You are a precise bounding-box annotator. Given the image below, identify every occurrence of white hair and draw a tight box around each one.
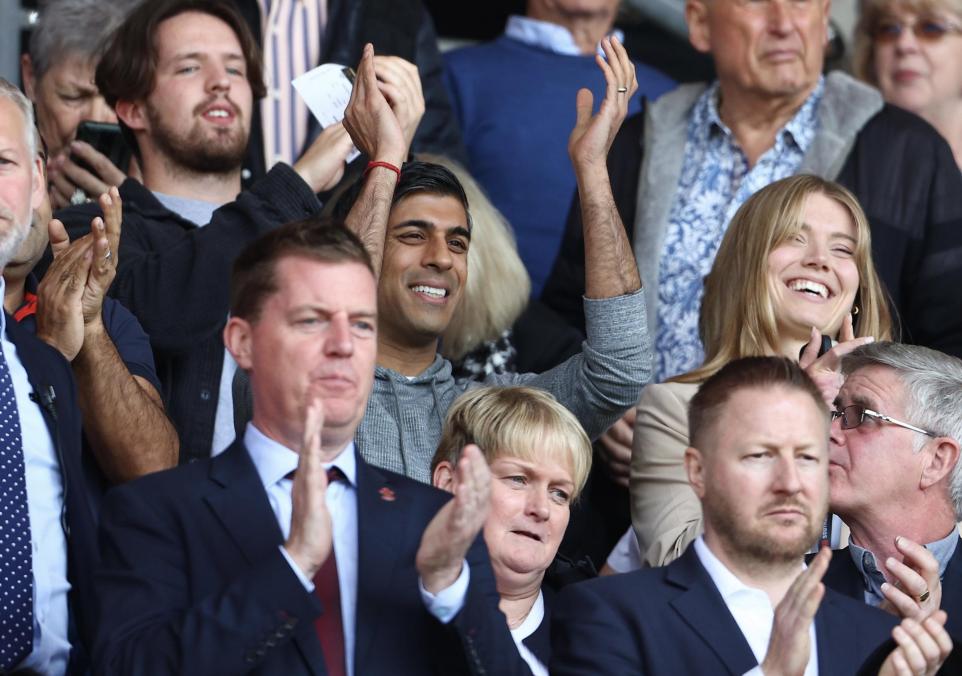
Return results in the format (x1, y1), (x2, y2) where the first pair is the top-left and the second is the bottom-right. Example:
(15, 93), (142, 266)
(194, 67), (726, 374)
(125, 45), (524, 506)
(843, 342), (962, 519)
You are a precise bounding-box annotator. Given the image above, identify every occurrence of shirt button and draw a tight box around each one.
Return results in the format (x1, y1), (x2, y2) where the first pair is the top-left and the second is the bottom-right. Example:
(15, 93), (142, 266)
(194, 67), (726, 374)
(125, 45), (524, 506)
(200, 389), (212, 401)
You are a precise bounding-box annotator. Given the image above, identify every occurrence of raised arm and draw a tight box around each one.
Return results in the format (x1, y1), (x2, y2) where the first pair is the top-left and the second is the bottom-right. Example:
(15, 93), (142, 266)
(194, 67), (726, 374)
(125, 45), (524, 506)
(342, 44), (424, 275)
(569, 36), (641, 300)
(38, 189), (177, 482)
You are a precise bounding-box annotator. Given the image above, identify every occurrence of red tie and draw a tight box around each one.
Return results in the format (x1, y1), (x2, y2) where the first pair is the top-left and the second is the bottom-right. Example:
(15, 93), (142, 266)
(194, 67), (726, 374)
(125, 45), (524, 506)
(314, 466), (346, 676)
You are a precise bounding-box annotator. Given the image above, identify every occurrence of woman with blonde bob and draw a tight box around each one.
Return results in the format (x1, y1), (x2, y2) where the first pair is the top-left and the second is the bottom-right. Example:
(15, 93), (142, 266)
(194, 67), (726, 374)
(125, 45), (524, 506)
(626, 175), (894, 569)
(853, 0), (962, 170)
(429, 385), (592, 676)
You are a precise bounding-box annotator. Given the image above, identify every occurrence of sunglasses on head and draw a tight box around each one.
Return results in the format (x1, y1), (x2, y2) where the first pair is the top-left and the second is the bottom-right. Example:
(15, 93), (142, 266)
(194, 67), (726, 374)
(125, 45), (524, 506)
(872, 16), (962, 43)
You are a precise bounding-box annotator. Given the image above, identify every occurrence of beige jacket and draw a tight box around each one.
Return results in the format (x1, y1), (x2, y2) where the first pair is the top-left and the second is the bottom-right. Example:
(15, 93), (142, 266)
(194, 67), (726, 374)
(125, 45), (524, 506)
(630, 381), (700, 567)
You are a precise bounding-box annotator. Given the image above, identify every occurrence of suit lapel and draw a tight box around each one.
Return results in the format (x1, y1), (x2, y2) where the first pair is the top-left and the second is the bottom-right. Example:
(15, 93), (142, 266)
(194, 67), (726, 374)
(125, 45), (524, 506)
(204, 441), (323, 676)
(814, 593), (863, 676)
(822, 548), (865, 601)
(667, 547), (759, 675)
(353, 455), (404, 672)
(941, 538), (962, 639)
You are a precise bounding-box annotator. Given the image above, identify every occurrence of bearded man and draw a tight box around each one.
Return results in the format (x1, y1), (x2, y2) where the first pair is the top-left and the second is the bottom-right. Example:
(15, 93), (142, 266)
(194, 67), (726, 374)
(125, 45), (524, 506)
(551, 357), (953, 676)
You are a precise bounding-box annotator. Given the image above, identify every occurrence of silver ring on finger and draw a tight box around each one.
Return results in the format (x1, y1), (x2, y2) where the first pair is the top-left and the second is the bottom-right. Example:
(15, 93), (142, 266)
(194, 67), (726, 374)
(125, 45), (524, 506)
(617, 86), (628, 94)
(70, 188), (87, 206)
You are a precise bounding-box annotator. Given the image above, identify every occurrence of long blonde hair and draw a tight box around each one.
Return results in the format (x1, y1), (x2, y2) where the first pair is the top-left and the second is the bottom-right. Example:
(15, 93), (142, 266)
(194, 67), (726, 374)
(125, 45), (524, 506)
(674, 175), (894, 384)
(418, 153), (531, 360)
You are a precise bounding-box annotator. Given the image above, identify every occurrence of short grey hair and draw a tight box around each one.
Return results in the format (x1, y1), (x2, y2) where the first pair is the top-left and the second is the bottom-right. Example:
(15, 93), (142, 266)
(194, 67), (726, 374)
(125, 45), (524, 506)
(0, 79), (37, 161)
(29, 0), (139, 81)
(842, 342), (962, 519)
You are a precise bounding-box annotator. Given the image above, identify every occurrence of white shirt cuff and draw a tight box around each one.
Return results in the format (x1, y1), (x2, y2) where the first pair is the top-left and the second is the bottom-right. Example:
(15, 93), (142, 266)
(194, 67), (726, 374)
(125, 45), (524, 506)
(279, 545), (316, 592)
(743, 667), (765, 676)
(418, 561), (470, 624)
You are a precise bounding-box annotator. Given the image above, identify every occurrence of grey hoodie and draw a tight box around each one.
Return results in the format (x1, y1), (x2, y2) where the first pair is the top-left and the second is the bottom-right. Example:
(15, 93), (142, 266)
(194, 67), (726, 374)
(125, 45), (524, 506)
(356, 290), (652, 482)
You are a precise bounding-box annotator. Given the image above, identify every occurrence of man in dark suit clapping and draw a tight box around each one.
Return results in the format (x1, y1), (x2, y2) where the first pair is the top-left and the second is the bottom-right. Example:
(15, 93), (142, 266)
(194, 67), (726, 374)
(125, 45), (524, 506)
(551, 356), (953, 675)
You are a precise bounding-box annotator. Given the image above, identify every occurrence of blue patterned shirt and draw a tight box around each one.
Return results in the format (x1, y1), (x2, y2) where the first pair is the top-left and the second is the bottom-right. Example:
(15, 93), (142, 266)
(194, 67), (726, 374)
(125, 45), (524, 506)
(654, 78), (824, 381)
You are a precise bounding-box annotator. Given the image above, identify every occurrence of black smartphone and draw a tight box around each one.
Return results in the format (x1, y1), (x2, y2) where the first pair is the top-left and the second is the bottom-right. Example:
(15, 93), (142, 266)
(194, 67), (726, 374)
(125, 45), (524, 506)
(72, 121), (131, 175)
(798, 334), (833, 361)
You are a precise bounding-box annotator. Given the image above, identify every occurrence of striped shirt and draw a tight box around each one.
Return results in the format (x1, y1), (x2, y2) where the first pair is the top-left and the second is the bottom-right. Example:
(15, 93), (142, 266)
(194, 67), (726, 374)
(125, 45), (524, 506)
(257, 0), (328, 168)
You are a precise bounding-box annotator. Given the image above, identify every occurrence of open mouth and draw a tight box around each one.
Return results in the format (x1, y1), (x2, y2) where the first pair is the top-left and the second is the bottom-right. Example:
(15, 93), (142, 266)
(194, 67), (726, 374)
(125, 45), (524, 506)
(511, 530), (542, 542)
(786, 278), (831, 300)
(201, 105), (236, 124)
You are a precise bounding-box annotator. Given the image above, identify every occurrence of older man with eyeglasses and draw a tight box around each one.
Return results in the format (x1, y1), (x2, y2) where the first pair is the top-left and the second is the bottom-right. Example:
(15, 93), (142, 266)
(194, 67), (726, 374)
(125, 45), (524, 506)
(827, 341), (962, 644)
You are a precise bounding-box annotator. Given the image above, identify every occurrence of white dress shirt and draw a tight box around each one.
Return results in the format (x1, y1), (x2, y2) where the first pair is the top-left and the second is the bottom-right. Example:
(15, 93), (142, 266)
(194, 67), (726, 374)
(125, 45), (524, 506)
(509, 590), (548, 676)
(243, 423), (469, 676)
(1, 282), (70, 675)
(694, 537), (818, 676)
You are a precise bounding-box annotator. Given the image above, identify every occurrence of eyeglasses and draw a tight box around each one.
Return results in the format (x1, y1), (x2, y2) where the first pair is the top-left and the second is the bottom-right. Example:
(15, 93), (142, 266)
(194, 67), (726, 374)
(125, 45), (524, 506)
(831, 404), (936, 437)
(871, 17), (962, 43)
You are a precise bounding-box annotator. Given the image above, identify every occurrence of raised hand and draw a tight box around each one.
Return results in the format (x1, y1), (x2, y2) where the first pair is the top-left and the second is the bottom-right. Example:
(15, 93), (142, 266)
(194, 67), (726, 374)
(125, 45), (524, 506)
(373, 55), (425, 155)
(47, 143), (130, 210)
(799, 317), (874, 407)
(880, 536), (942, 621)
(878, 611), (952, 676)
(36, 232), (93, 360)
(293, 121), (355, 193)
(343, 43), (408, 168)
(284, 389), (334, 578)
(416, 444), (491, 593)
(760, 547), (830, 676)
(568, 35), (638, 173)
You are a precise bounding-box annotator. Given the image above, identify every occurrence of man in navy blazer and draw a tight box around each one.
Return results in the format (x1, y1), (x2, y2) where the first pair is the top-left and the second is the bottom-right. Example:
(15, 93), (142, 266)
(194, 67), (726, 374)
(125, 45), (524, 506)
(825, 343), (962, 640)
(93, 216), (505, 675)
(0, 78), (98, 675)
(551, 357), (953, 675)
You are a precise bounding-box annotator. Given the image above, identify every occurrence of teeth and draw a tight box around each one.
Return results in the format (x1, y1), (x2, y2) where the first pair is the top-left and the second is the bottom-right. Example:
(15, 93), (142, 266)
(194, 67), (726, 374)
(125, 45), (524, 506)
(412, 285), (446, 298)
(207, 109), (229, 118)
(788, 279), (828, 298)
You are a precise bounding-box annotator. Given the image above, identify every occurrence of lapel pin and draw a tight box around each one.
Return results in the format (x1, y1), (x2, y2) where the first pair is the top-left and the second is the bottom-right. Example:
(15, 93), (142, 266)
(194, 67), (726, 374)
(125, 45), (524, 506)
(379, 486), (396, 502)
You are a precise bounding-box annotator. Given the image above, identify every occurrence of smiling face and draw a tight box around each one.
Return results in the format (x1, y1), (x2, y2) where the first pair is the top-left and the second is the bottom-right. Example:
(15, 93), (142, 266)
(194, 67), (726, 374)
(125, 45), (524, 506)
(229, 257), (378, 454)
(767, 191), (860, 341)
(689, 385), (829, 564)
(122, 11), (252, 175)
(872, 4), (962, 117)
(377, 192), (470, 349)
(687, 0), (830, 103)
(483, 453), (574, 588)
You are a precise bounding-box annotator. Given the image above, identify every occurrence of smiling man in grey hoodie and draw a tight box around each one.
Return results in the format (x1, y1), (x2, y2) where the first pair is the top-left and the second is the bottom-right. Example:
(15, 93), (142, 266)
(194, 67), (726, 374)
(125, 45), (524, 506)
(340, 36), (651, 482)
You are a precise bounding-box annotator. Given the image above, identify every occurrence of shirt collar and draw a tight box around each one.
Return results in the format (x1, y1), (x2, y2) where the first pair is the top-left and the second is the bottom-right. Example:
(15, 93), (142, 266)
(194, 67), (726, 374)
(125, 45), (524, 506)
(693, 536), (802, 602)
(692, 76), (824, 153)
(850, 530), (960, 590)
(505, 15), (624, 57)
(244, 422), (357, 489)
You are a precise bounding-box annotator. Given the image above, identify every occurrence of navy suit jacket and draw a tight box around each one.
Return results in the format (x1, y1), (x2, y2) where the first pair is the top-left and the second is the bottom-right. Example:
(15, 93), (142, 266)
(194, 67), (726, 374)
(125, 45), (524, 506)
(4, 314), (96, 671)
(93, 439), (511, 675)
(550, 545), (899, 675)
(823, 540), (962, 642)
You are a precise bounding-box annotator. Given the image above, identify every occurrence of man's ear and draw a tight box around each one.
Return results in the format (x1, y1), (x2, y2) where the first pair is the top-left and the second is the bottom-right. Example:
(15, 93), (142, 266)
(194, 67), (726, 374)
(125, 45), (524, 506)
(114, 99), (148, 133)
(686, 0), (712, 54)
(30, 154), (45, 213)
(224, 316), (254, 370)
(432, 460), (456, 493)
(685, 446), (707, 498)
(21, 54), (37, 101)
(920, 437), (961, 491)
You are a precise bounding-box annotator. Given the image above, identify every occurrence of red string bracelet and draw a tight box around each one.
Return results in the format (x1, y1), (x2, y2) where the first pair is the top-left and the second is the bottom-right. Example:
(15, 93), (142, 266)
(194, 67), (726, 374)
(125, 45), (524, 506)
(363, 160), (401, 180)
